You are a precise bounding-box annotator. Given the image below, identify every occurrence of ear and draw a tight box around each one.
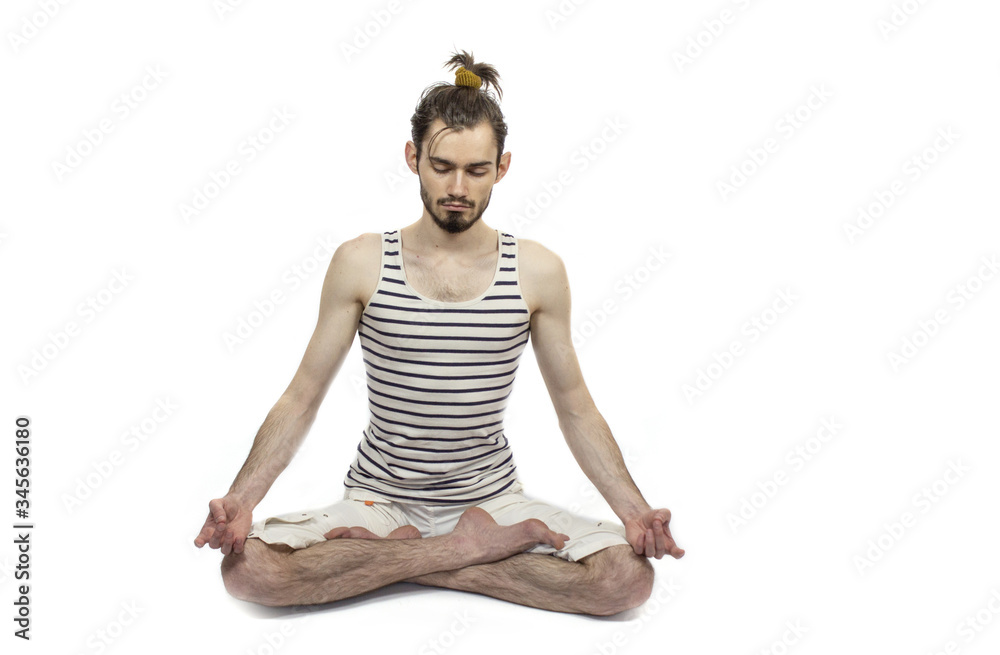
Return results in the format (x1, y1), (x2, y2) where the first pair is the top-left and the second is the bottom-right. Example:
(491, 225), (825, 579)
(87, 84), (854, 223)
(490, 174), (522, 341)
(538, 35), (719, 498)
(405, 141), (419, 174)
(494, 151), (511, 184)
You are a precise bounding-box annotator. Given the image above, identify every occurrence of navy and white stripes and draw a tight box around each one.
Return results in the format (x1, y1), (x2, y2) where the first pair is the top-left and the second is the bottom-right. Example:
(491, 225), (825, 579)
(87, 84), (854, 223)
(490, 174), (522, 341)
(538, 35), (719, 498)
(343, 229), (530, 505)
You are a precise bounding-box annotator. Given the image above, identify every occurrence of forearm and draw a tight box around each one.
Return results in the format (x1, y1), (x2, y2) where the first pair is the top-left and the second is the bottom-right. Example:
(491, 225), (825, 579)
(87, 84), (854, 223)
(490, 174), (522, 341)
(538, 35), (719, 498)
(559, 410), (651, 522)
(227, 395), (317, 508)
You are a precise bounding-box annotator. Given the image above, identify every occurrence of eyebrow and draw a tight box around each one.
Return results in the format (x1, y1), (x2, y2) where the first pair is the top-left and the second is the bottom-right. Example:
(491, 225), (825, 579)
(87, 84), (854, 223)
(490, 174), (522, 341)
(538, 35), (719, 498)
(429, 156), (493, 169)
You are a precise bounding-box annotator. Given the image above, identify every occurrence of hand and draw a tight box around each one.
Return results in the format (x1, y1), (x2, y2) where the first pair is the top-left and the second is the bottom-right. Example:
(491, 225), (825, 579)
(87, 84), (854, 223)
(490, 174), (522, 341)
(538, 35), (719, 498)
(194, 494), (253, 556)
(624, 508), (684, 559)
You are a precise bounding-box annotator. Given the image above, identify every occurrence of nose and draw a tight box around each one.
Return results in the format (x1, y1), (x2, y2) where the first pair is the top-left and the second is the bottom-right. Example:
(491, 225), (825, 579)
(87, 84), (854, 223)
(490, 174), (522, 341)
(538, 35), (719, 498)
(446, 170), (470, 199)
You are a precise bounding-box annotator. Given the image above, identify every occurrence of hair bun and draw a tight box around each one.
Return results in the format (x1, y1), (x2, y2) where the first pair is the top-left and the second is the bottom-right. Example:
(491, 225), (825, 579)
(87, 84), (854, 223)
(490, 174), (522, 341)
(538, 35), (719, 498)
(454, 66), (482, 89)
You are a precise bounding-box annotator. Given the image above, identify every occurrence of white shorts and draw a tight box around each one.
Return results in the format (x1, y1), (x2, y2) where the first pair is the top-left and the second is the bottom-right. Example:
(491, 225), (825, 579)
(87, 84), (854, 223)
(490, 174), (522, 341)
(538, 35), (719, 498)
(247, 486), (630, 563)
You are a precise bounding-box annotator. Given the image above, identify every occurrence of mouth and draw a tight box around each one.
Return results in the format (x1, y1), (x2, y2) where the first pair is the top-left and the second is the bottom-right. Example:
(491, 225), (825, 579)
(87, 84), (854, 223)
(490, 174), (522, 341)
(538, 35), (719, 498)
(441, 203), (471, 210)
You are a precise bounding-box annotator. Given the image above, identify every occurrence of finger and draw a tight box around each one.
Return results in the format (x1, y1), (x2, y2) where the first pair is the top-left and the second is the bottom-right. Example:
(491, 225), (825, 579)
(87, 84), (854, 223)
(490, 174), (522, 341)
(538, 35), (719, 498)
(194, 516), (212, 547)
(653, 517), (667, 559)
(194, 521), (215, 547)
(633, 531), (645, 556)
(644, 528), (655, 558)
(233, 536), (245, 554)
(661, 520), (684, 557)
(222, 528), (235, 555)
(209, 520), (227, 549)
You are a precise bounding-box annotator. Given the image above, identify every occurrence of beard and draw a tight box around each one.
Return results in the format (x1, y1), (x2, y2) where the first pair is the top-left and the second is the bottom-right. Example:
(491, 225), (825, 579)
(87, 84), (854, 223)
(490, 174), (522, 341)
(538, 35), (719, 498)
(419, 176), (492, 234)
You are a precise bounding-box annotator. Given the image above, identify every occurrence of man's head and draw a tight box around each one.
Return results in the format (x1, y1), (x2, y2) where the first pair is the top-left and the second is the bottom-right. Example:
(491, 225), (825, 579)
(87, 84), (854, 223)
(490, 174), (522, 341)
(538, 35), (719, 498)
(406, 50), (511, 234)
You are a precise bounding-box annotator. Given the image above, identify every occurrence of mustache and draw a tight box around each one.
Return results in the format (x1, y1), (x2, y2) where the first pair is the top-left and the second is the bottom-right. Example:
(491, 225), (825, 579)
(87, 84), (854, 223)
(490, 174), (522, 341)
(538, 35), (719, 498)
(439, 198), (472, 208)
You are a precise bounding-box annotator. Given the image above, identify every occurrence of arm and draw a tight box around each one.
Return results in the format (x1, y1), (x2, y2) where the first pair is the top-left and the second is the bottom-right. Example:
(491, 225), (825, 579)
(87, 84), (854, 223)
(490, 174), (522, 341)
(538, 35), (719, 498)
(524, 241), (684, 559)
(194, 233), (379, 554)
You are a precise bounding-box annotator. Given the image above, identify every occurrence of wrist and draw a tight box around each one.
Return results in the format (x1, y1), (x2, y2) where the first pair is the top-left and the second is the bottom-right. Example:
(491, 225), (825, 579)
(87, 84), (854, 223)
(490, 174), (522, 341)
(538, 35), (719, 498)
(615, 500), (652, 524)
(227, 487), (258, 509)
(621, 509), (651, 525)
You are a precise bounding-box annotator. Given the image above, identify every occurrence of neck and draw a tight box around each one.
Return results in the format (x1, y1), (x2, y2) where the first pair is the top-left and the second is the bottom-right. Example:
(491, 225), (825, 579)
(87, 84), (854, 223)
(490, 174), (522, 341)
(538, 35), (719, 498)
(406, 215), (495, 255)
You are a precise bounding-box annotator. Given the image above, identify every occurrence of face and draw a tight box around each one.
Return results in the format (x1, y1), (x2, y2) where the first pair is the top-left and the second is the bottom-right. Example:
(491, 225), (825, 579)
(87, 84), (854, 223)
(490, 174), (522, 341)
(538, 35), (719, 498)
(407, 118), (511, 234)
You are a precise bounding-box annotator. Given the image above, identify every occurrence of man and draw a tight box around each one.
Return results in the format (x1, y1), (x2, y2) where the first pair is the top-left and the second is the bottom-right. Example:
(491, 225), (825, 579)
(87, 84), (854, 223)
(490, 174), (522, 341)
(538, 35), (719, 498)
(194, 51), (684, 616)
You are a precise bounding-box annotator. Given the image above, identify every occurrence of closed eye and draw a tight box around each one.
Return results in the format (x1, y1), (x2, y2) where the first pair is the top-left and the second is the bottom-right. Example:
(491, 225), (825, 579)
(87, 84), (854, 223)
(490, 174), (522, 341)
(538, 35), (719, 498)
(431, 164), (489, 177)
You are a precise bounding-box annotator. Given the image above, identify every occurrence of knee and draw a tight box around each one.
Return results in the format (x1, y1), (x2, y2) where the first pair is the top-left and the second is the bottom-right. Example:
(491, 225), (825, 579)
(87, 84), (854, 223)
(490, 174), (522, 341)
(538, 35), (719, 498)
(589, 546), (654, 616)
(220, 540), (281, 605)
(624, 555), (655, 609)
(220, 549), (253, 601)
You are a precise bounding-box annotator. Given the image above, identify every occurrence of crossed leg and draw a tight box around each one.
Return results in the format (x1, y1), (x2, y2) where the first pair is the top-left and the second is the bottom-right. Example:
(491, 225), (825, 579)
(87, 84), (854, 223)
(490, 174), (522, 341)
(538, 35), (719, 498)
(222, 507), (653, 615)
(404, 543), (653, 615)
(327, 523), (654, 614)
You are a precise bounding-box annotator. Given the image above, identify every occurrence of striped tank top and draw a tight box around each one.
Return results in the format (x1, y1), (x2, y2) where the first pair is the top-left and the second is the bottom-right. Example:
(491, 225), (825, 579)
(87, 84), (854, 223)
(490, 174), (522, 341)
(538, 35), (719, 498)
(343, 228), (530, 505)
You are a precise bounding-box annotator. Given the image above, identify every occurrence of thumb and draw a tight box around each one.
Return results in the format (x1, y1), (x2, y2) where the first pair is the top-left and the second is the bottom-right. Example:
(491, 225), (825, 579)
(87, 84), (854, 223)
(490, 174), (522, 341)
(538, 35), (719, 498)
(209, 498), (227, 524)
(633, 530), (645, 555)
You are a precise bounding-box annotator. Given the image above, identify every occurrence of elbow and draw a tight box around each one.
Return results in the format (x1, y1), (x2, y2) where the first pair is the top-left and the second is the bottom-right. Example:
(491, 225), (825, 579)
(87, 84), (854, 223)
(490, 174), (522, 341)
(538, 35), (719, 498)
(276, 394), (317, 421)
(557, 403), (603, 434)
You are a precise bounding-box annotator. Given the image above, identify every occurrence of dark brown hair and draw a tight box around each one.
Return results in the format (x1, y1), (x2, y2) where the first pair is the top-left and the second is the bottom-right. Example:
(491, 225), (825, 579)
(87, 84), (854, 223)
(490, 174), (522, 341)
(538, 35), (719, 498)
(410, 50), (508, 167)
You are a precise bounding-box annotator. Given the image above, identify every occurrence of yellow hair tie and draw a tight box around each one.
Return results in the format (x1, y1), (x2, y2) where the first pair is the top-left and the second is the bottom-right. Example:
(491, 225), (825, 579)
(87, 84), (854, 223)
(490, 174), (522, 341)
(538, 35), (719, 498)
(455, 66), (482, 89)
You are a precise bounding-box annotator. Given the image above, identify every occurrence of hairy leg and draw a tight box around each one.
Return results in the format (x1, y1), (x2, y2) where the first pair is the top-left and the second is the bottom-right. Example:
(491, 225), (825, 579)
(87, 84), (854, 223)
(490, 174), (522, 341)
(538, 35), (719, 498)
(220, 507), (568, 607)
(322, 515), (654, 615)
(404, 544), (654, 616)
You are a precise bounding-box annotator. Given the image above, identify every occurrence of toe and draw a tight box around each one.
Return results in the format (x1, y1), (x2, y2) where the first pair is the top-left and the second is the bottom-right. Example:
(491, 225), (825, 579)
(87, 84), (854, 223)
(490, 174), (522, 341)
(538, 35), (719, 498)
(388, 525), (421, 539)
(348, 526), (381, 539)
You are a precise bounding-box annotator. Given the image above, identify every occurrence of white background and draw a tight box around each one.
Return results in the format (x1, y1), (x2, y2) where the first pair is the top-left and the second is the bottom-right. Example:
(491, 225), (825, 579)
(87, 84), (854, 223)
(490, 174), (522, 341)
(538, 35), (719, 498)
(2, 0), (999, 653)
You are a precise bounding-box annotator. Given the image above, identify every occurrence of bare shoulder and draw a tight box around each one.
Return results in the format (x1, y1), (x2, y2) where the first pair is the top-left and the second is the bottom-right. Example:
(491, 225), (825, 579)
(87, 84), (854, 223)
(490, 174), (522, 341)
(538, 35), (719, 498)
(517, 237), (569, 316)
(324, 232), (383, 309)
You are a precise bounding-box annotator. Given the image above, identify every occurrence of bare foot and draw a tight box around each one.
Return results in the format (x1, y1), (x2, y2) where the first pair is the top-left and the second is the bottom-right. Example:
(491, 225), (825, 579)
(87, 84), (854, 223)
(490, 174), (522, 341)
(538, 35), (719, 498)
(324, 525), (422, 540)
(450, 507), (571, 565)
